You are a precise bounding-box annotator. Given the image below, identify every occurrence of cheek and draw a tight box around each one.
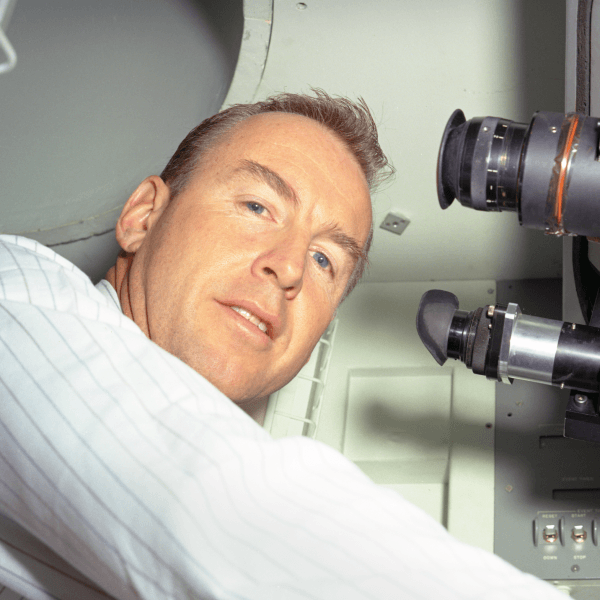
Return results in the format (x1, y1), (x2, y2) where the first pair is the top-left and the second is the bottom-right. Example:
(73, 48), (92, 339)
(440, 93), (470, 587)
(293, 291), (337, 347)
(174, 219), (246, 274)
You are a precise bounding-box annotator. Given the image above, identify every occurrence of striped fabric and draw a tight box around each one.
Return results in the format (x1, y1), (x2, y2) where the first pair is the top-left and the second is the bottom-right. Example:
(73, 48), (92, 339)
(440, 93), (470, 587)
(0, 235), (566, 600)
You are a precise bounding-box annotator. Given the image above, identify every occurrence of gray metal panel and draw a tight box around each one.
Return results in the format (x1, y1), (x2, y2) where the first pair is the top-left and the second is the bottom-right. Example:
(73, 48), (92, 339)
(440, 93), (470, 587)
(494, 279), (600, 589)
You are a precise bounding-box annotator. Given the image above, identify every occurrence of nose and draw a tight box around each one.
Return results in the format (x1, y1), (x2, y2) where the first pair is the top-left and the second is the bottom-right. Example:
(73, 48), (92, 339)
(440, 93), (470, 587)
(253, 233), (308, 299)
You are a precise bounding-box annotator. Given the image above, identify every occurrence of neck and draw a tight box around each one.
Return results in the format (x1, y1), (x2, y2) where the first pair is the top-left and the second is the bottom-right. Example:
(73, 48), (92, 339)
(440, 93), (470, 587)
(105, 252), (136, 323)
(242, 396), (269, 426)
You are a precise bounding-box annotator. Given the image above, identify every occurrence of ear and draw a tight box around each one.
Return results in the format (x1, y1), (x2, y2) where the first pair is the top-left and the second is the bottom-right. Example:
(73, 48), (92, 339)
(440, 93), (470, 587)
(115, 176), (171, 253)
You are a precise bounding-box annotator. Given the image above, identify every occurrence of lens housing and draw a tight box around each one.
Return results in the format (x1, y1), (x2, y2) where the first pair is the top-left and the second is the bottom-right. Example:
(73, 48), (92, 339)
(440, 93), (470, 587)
(417, 289), (600, 393)
(416, 289), (494, 375)
(437, 110), (528, 213)
(436, 109), (600, 237)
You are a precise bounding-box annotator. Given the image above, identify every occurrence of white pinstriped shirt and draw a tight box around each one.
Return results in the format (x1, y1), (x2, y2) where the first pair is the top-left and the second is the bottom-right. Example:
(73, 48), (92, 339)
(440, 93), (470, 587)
(0, 235), (566, 600)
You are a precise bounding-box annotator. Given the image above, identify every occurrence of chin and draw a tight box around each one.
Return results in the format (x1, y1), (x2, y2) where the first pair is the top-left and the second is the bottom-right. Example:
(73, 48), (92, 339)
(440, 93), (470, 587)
(195, 361), (271, 403)
(170, 339), (299, 404)
(216, 377), (272, 405)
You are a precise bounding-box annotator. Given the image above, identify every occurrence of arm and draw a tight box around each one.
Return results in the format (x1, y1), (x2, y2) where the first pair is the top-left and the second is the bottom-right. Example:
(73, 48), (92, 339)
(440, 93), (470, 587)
(0, 235), (567, 600)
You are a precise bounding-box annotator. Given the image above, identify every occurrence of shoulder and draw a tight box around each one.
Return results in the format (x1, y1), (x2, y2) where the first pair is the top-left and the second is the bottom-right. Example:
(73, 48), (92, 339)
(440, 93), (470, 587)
(0, 234), (81, 276)
(0, 235), (124, 323)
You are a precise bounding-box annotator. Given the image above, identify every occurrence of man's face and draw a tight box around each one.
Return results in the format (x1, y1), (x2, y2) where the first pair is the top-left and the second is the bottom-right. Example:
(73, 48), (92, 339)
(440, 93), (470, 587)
(127, 113), (372, 407)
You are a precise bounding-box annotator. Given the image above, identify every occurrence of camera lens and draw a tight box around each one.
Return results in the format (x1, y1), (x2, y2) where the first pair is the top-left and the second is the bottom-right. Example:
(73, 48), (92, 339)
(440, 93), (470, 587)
(447, 309), (475, 362)
(437, 109), (527, 213)
(436, 109), (600, 237)
(417, 290), (495, 376)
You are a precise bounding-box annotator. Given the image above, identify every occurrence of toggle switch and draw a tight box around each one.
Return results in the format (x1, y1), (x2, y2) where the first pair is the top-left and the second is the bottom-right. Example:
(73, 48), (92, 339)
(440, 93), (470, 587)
(572, 525), (587, 543)
(543, 524), (558, 543)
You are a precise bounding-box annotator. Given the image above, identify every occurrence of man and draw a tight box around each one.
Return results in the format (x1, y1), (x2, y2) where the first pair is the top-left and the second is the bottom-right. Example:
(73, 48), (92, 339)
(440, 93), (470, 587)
(0, 91), (566, 600)
(103, 91), (384, 423)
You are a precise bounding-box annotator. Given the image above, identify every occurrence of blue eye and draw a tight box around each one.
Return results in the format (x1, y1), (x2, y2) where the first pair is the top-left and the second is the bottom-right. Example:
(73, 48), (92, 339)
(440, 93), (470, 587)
(312, 251), (331, 270)
(246, 201), (265, 214)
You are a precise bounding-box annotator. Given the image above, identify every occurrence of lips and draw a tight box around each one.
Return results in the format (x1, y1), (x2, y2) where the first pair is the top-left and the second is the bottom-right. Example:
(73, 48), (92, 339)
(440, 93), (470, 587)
(222, 300), (280, 340)
(231, 306), (268, 334)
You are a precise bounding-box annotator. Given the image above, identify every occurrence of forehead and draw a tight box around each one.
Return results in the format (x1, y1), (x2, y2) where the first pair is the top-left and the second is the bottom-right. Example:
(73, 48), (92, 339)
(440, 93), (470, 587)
(208, 112), (360, 175)
(199, 112), (372, 238)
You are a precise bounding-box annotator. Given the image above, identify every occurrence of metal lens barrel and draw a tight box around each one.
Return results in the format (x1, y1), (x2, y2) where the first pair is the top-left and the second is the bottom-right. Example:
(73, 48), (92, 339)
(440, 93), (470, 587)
(418, 289), (600, 393)
(437, 109), (600, 237)
(437, 109), (528, 212)
(446, 309), (470, 361)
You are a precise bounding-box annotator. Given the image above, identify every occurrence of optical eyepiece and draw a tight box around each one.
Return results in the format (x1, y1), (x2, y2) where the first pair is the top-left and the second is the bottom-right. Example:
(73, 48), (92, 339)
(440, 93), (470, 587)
(437, 109), (528, 213)
(436, 109), (600, 237)
(415, 290), (459, 365)
(417, 289), (600, 393)
(416, 289), (497, 378)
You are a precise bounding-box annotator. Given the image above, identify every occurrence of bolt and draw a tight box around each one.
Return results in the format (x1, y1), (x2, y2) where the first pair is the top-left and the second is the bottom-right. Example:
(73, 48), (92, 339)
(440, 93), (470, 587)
(575, 394), (588, 405)
(550, 126), (558, 133)
(572, 323), (576, 330)
(487, 305), (495, 318)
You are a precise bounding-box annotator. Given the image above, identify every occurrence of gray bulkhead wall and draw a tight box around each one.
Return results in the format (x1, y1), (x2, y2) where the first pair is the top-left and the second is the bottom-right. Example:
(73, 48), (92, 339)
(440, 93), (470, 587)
(1, 0), (566, 286)
(0, 0), (243, 282)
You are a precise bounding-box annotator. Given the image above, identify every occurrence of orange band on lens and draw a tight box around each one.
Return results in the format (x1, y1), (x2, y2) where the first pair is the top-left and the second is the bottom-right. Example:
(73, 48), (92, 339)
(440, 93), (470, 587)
(555, 114), (580, 228)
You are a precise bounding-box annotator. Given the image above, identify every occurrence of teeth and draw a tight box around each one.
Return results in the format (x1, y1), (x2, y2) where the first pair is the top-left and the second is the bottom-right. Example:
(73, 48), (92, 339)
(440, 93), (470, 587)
(231, 306), (268, 334)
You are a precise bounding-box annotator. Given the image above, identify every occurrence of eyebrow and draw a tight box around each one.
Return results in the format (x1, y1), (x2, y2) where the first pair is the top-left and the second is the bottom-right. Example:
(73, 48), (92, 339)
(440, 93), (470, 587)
(326, 226), (367, 268)
(235, 159), (299, 206)
(235, 159), (367, 269)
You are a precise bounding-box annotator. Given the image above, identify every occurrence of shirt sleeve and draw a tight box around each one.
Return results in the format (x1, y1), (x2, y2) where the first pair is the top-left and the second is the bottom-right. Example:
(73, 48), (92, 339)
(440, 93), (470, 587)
(0, 235), (568, 600)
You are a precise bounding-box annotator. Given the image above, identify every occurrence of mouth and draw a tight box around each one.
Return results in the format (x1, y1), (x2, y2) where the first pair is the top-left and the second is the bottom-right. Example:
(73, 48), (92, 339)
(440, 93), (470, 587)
(230, 305), (271, 338)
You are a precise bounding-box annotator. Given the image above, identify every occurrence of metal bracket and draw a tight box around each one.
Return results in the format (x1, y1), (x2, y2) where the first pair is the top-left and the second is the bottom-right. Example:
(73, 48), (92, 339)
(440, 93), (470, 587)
(380, 212), (409, 236)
